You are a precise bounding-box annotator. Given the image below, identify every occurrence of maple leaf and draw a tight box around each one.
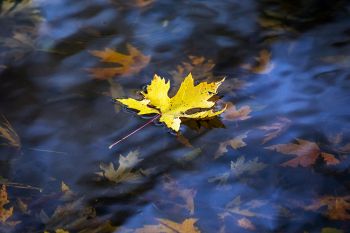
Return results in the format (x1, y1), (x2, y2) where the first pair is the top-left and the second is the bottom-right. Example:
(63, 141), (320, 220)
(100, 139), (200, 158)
(135, 218), (200, 233)
(222, 102), (251, 121)
(88, 44), (150, 79)
(237, 217), (256, 231)
(163, 176), (197, 215)
(170, 56), (219, 89)
(230, 156), (267, 176)
(0, 185), (13, 224)
(96, 150), (144, 184)
(0, 116), (21, 149)
(265, 139), (339, 167)
(241, 49), (274, 74)
(116, 73), (226, 132)
(258, 117), (291, 144)
(305, 196), (350, 220)
(215, 132), (249, 158)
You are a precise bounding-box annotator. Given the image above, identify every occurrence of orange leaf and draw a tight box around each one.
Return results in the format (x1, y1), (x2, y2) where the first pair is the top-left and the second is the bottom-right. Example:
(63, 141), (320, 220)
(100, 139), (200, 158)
(88, 44), (150, 79)
(258, 117), (291, 144)
(135, 218), (200, 233)
(0, 185), (13, 224)
(305, 196), (350, 220)
(237, 217), (256, 231)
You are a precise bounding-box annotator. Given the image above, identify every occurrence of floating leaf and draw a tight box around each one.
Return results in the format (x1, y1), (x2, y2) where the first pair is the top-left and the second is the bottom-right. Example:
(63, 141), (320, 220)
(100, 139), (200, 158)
(135, 218), (200, 233)
(222, 102), (251, 121)
(88, 44), (150, 79)
(0, 116), (21, 149)
(0, 185), (13, 224)
(305, 196), (350, 220)
(96, 150), (143, 184)
(265, 139), (339, 167)
(258, 117), (291, 144)
(116, 73), (226, 132)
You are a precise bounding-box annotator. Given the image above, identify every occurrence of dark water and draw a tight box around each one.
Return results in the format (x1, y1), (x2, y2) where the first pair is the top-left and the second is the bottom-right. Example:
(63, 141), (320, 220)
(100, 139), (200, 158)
(1, 0), (350, 232)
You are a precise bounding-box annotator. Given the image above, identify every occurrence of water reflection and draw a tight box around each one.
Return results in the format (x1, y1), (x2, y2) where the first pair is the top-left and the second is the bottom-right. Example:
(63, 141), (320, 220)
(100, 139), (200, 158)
(0, 0), (350, 232)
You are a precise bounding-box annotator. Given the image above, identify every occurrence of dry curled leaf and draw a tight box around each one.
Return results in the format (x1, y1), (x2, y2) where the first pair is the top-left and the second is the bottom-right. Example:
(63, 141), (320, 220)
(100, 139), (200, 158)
(265, 139), (339, 167)
(0, 185), (13, 224)
(96, 150), (143, 184)
(0, 116), (21, 149)
(88, 44), (150, 79)
(215, 132), (249, 158)
(135, 218), (200, 233)
(305, 196), (350, 220)
(222, 102), (251, 121)
(117, 73), (226, 132)
(259, 117), (291, 144)
(241, 49), (274, 74)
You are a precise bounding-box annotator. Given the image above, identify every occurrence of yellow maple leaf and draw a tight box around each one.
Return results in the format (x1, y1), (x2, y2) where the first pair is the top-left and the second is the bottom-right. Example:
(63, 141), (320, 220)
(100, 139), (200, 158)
(88, 44), (150, 79)
(116, 73), (226, 132)
(0, 185), (13, 224)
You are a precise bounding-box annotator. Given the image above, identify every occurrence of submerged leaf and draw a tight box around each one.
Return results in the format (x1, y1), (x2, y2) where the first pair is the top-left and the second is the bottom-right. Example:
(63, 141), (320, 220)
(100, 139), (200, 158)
(97, 150), (143, 184)
(305, 196), (350, 220)
(135, 218), (200, 233)
(88, 44), (150, 79)
(258, 117), (291, 144)
(117, 73), (226, 132)
(0, 185), (13, 224)
(265, 139), (339, 167)
(0, 116), (20, 149)
(222, 102), (251, 122)
(241, 49), (274, 74)
(230, 156), (267, 176)
(215, 132), (249, 158)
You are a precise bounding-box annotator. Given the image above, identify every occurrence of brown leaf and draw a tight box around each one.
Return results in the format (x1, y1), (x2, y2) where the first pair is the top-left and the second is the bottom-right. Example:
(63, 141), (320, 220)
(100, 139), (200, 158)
(265, 139), (339, 167)
(258, 117), (291, 144)
(305, 196), (350, 220)
(163, 176), (197, 215)
(222, 102), (252, 121)
(88, 44), (150, 79)
(135, 218), (200, 233)
(0, 185), (13, 224)
(0, 116), (21, 149)
(215, 132), (249, 158)
(237, 217), (256, 231)
(241, 49), (274, 74)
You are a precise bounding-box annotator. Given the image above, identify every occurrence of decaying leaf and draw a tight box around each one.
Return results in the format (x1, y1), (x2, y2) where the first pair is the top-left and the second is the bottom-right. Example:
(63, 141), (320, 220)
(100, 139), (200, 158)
(0, 115), (21, 149)
(88, 44), (150, 79)
(170, 56), (219, 88)
(163, 176), (197, 215)
(209, 156), (266, 188)
(44, 229), (69, 233)
(96, 150), (144, 184)
(265, 139), (339, 167)
(135, 218), (200, 233)
(258, 117), (291, 144)
(222, 102), (251, 122)
(305, 196), (350, 220)
(221, 196), (267, 218)
(230, 156), (267, 176)
(241, 49), (274, 74)
(237, 217), (256, 231)
(0, 185), (13, 224)
(215, 132), (249, 158)
(116, 73), (226, 132)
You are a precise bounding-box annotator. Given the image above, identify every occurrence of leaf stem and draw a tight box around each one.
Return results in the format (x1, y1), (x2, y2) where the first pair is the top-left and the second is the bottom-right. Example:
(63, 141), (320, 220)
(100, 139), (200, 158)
(109, 114), (160, 149)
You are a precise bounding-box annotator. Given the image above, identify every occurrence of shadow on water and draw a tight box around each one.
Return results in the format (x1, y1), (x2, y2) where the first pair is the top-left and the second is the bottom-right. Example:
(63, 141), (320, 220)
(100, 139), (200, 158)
(0, 0), (350, 232)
